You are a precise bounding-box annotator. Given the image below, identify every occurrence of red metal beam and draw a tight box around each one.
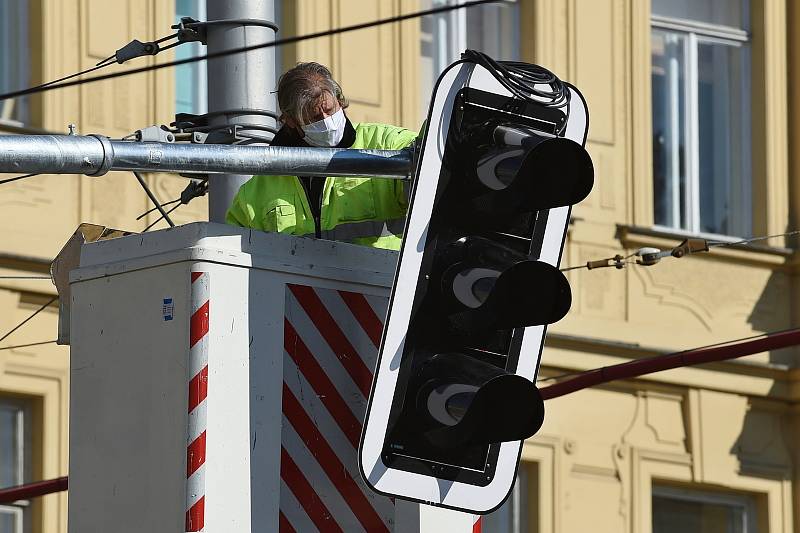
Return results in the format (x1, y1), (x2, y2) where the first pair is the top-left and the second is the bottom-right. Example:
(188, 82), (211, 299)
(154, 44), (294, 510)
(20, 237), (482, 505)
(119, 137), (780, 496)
(0, 476), (67, 504)
(540, 329), (800, 401)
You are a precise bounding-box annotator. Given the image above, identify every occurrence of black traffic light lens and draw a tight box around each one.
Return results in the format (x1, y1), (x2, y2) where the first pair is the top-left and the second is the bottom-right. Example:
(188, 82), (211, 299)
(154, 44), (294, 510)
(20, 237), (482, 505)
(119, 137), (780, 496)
(416, 353), (545, 449)
(463, 125), (594, 223)
(440, 237), (572, 330)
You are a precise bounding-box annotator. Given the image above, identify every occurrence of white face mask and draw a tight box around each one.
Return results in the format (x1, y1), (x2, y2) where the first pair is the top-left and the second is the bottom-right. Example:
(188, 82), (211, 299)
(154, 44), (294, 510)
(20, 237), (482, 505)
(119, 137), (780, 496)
(301, 108), (347, 147)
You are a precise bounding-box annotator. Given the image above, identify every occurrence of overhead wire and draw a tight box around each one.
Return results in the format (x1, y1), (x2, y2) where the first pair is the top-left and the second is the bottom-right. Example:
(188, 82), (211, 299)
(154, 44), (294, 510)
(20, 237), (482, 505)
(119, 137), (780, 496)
(560, 228), (800, 273)
(0, 173), (40, 186)
(708, 229), (800, 248)
(0, 0), (507, 103)
(14, 61), (116, 97)
(0, 340), (58, 351)
(0, 296), (58, 345)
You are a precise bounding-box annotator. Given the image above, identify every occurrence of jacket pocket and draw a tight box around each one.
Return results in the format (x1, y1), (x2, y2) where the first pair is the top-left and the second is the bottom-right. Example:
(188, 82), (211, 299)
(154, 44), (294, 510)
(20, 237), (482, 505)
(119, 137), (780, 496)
(262, 203), (297, 233)
(330, 177), (377, 222)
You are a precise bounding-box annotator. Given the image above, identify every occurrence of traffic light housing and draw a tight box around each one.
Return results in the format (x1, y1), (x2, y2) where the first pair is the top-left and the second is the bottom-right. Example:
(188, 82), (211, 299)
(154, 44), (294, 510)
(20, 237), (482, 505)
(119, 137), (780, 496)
(360, 55), (592, 513)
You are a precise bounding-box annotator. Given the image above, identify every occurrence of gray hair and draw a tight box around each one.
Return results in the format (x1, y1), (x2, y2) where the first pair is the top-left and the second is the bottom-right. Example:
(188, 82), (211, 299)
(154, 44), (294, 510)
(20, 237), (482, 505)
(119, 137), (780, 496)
(277, 62), (349, 125)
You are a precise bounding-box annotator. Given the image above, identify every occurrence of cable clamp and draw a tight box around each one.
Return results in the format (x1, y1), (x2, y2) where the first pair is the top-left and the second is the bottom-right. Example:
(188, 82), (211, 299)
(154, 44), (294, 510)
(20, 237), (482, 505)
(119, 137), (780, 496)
(100, 24), (197, 66)
(134, 125), (176, 143)
(171, 17), (207, 45)
(586, 254), (625, 270)
(113, 39), (161, 63)
(180, 179), (208, 204)
(671, 238), (709, 258)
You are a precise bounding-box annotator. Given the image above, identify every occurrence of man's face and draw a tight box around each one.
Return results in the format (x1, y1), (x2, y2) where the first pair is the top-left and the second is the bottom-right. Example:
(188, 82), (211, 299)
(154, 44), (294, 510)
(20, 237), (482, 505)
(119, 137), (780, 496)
(283, 91), (342, 131)
(303, 91), (341, 125)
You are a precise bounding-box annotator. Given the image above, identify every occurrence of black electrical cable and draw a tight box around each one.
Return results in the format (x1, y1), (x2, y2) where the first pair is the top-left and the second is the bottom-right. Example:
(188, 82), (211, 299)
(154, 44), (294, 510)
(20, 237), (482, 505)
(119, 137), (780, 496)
(0, 340), (58, 351)
(142, 202), (183, 232)
(0, 296), (58, 345)
(132, 171), (175, 228)
(462, 50), (570, 109)
(135, 179), (208, 221)
(136, 198), (182, 221)
(0, 0), (506, 103)
(0, 173), (39, 186)
(7, 62), (115, 100)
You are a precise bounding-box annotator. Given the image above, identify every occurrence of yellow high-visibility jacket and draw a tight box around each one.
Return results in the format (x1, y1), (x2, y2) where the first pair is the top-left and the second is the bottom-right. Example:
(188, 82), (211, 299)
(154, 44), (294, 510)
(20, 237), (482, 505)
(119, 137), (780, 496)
(226, 122), (417, 250)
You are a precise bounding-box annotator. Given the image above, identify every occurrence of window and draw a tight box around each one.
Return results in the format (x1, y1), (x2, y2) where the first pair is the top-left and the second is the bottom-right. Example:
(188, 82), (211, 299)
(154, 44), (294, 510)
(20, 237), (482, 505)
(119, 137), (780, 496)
(420, 0), (520, 120)
(651, 0), (751, 237)
(0, 399), (32, 533)
(0, 1), (30, 124)
(175, 0), (208, 115)
(482, 467), (530, 533)
(653, 486), (757, 533)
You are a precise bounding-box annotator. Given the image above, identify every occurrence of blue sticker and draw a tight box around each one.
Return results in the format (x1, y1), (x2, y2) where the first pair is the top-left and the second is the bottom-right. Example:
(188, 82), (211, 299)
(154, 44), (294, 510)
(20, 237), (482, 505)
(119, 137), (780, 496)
(162, 298), (174, 321)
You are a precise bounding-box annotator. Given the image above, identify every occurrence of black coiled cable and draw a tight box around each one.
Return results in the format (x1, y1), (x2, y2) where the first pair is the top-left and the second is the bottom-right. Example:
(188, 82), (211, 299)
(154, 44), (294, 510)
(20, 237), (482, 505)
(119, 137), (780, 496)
(462, 49), (571, 132)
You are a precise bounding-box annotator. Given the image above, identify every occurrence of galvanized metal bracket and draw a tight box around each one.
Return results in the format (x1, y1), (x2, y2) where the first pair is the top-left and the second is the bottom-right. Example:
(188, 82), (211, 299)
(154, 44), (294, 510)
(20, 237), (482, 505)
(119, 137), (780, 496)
(86, 134), (114, 176)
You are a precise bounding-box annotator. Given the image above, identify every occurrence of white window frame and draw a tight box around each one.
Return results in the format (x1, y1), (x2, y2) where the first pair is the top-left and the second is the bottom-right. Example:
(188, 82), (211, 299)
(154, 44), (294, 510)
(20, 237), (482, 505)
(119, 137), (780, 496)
(0, 399), (32, 533)
(0, 505), (25, 533)
(651, 10), (752, 239)
(652, 485), (757, 533)
(420, 0), (519, 120)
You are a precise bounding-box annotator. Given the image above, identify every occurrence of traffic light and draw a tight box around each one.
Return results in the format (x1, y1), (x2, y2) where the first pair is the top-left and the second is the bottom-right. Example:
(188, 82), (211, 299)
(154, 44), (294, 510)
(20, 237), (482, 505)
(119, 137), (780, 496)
(360, 52), (593, 514)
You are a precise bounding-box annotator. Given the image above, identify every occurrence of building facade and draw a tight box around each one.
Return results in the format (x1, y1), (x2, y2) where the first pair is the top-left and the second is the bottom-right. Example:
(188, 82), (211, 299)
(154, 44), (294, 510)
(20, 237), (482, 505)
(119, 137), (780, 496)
(0, 0), (798, 531)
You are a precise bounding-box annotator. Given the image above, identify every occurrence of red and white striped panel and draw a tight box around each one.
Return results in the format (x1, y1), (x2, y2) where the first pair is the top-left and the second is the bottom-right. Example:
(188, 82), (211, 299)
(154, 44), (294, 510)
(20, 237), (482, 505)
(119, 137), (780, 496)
(474, 515), (482, 532)
(281, 284), (392, 532)
(186, 271), (209, 532)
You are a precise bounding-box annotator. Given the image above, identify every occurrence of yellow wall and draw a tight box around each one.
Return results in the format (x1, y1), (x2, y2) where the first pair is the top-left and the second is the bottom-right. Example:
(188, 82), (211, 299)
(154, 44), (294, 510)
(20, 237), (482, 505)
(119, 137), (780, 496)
(283, 0), (799, 531)
(3, 0), (799, 531)
(0, 2), (200, 531)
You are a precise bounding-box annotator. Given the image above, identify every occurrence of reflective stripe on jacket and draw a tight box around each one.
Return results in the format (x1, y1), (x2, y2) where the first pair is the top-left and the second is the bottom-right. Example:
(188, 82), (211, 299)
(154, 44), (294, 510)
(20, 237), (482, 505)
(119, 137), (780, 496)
(225, 122), (417, 250)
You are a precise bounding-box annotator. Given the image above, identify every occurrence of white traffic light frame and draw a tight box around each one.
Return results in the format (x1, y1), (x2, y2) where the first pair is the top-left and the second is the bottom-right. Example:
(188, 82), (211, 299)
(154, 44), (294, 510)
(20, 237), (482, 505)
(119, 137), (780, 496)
(359, 59), (589, 514)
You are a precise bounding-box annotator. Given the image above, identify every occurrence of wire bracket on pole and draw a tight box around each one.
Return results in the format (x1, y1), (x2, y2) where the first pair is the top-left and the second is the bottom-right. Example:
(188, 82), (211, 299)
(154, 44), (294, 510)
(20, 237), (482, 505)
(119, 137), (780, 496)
(98, 17), (207, 67)
(172, 109), (280, 144)
(172, 17), (281, 46)
(134, 125), (176, 143)
(172, 17), (207, 45)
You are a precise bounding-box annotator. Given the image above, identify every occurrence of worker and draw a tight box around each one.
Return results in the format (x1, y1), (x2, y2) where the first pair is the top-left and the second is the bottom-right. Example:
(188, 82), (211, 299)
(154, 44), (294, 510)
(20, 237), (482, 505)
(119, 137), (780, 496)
(226, 62), (418, 250)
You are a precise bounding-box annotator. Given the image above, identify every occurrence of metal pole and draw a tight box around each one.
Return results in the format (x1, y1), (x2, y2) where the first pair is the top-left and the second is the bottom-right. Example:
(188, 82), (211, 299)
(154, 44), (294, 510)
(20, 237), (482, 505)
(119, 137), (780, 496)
(206, 0), (277, 222)
(0, 135), (413, 178)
